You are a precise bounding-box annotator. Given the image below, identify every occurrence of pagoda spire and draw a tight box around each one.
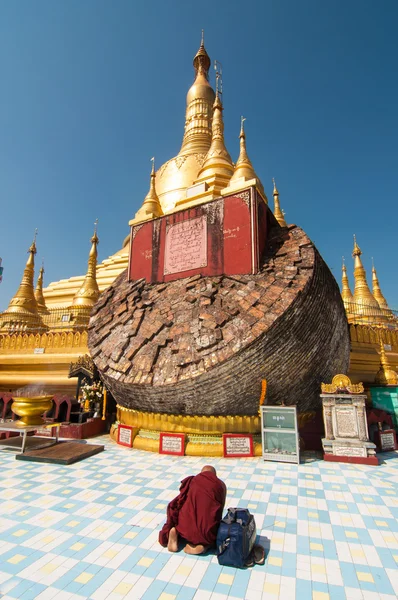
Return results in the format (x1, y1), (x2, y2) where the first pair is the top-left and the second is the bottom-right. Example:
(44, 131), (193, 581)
(352, 235), (380, 310)
(229, 117), (265, 197)
(195, 89), (234, 188)
(134, 159), (164, 223)
(71, 221), (100, 308)
(371, 259), (389, 310)
(34, 261), (50, 315)
(375, 340), (398, 385)
(272, 178), (287, 227)
(0, 231), (44, 331)
(179, 33), (215, 155)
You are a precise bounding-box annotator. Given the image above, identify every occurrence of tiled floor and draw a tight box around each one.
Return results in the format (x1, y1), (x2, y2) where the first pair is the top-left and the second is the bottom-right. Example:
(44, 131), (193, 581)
(0, 437), (398, 600)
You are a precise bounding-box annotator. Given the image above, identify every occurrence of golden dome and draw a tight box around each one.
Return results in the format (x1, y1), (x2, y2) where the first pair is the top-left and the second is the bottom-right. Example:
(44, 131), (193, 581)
(155, 37), (215, 212)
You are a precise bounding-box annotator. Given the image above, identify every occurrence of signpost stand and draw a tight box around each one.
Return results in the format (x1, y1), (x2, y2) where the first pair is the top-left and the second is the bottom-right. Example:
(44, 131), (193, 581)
(260, 405), (300, 463)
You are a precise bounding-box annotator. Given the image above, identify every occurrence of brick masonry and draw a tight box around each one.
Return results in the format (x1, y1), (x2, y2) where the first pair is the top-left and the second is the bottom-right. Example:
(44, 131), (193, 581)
(88, 224), (350, 415)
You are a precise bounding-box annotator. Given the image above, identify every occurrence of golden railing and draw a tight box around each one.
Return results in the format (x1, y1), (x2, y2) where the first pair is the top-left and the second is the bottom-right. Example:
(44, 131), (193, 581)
(344, 301), (398, 330)
(0, 305), (92, 334)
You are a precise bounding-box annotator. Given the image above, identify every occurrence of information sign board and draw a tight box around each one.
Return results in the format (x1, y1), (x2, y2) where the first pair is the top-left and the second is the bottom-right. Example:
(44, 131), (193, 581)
(260, 405), (299, 463)
(117, 424), (136, 448)
(159, 432), (185, 456)
(223, 434), (254, 458)
(380, 430), (396, 451)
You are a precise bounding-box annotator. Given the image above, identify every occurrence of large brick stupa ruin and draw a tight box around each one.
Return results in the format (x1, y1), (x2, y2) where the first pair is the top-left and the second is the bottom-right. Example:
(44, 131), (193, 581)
(88, 38), (350, 455)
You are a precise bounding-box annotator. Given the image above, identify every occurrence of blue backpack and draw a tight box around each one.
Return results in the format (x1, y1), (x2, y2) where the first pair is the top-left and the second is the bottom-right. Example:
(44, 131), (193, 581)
(216, 508), (257, 568)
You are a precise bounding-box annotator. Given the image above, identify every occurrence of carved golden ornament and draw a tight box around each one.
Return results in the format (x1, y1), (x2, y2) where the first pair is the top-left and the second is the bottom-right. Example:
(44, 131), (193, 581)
(69, 353), (95, 378)
(321, 374), (364, 394)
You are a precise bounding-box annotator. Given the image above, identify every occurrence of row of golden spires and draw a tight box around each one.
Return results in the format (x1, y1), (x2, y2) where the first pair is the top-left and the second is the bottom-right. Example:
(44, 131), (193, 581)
(0, 223), (101, 331)
(341, 235), (394, 322)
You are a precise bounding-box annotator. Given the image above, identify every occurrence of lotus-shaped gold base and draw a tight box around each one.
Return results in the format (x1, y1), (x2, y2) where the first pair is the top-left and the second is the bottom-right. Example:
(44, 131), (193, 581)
(11, 396), (53, 426)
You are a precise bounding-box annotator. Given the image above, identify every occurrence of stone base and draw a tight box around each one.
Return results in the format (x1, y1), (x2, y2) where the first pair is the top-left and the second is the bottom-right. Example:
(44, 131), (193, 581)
(322, 437), (377, 466)
(323, 453), (378, 466)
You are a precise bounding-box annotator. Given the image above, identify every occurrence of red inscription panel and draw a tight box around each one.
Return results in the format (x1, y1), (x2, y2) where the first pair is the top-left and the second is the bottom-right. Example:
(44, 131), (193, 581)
(164, 216), (207, 275)
(223, 195), (252, 275)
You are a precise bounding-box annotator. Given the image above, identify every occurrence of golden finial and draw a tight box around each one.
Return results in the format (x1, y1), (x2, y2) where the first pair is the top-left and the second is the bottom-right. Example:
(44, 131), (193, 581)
(352, 234), (361, 257)
(351, 234), (380, 312)
(375, 340), (398, 385)
(133, 158), (164, 223)
(71, 222), (101, 308)
(371, 258), (389, 310)
(271, 178), (287, 227)
(193, 32), (211, 78)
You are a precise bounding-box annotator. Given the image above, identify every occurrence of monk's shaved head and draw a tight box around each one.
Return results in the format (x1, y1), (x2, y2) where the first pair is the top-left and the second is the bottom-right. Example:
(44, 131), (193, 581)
(201, 465), (216, 475)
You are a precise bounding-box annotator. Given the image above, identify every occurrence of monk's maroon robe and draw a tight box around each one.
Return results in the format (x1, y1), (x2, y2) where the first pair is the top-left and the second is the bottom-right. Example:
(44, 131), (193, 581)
(159, 471), (226, 547)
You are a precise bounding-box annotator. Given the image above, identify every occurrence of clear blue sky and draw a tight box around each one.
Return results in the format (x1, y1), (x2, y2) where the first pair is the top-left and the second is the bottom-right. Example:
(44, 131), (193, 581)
(1, 0), (397, 311)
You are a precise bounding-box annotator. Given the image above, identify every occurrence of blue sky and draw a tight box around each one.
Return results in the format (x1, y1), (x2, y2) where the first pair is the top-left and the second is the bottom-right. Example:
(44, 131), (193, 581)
(0, 0), (397, 311)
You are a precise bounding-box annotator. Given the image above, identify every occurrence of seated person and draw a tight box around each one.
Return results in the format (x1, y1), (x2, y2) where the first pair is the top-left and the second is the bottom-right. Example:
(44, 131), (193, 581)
(159, 465), (227, 554)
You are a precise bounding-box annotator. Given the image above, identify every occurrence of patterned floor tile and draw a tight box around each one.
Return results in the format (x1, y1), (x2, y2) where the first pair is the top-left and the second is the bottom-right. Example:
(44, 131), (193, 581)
(0, 438), (397, 599)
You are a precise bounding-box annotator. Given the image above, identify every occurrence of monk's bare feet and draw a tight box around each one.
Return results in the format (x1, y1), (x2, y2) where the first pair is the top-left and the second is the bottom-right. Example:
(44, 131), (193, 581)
(184, 543), (209, 555)
(167, 527), (178, 552)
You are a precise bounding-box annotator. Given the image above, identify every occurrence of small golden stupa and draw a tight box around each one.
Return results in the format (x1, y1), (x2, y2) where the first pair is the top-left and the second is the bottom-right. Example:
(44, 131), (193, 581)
(0, 231), (45, 332)
(272, 178), (287, 228)
(375, 341), (398, 385)
(34, 262), (50, 315)
(71, 221), (100, 309)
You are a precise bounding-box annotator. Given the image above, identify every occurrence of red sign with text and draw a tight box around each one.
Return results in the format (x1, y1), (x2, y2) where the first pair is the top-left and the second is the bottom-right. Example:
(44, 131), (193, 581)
(159, 432), (185, 456)
(223, 433), (254, 458)
(117, 424), (135, 448)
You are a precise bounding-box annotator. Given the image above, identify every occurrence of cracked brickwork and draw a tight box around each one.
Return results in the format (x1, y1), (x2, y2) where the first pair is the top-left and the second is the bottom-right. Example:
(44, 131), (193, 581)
(88, 225), (350, 415)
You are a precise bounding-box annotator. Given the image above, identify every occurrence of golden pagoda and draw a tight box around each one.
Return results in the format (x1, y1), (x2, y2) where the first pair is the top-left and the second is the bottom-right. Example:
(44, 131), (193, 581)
(188, 88), (234, 199)
(71, 222), (100, 309)
(1, 35), (397, 399)
(34, 262), (50, 315)
(0, 232), (45, 332)
(132, 159), (164, 224)
(272, 178), (287, 227)
(154, 33), (216, 212)
(352, 235), (381, 319)
(371, 259), (389, 310)
(341, 257), (353, 316)
(375, 341), (398, 385)
(227, 117), (266, 198)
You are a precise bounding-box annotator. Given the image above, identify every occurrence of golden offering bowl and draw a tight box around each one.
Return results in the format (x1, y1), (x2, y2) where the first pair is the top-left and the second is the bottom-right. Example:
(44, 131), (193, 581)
(11, 395), (53, 426)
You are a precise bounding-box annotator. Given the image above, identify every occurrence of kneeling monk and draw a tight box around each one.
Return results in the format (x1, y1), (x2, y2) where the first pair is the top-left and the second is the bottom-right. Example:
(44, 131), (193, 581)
(159, 465), (227, 554)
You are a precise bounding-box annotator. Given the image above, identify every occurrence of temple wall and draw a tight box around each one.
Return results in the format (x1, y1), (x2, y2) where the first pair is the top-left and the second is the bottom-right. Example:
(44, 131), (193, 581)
(0, 331), (87, 392)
